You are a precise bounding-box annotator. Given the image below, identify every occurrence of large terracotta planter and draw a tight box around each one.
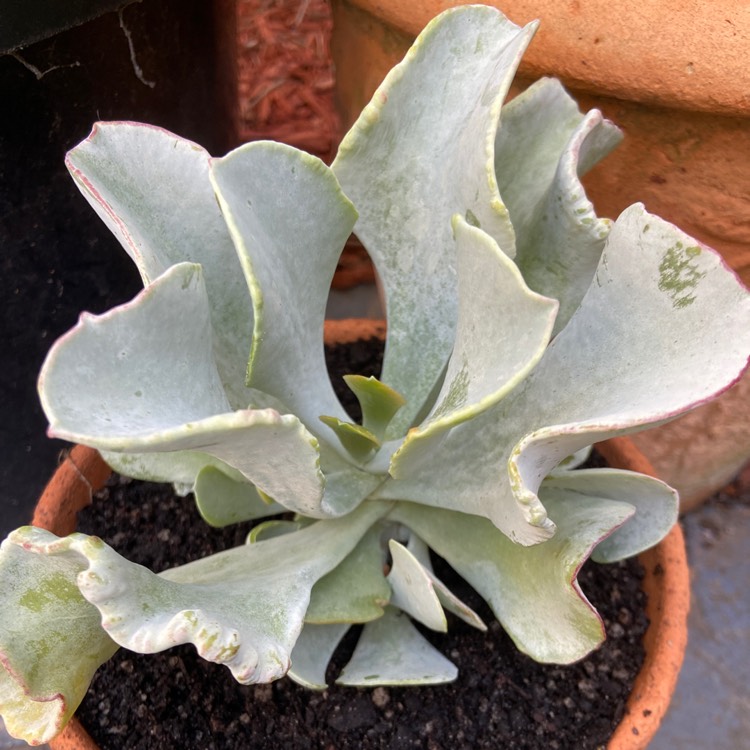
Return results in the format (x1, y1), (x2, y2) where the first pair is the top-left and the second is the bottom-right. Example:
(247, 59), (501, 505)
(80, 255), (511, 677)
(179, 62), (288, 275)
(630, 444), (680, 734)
(329, 0), (750, 509)
(33, 319), (688, 750)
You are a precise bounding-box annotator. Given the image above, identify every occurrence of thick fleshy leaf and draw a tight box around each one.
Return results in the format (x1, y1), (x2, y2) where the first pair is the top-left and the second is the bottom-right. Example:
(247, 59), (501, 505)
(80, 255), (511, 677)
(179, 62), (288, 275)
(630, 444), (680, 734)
(306, 525), (390, 624)
(495, 78), (622, 333)
(336, 607), (457, 687)
(210, 142), (357, 446)
(66, 122), (254, 408)
(288, 623), (350, 689)
(40, 263), (230, 439)
(38, 263), (325, 515)
(39, 262), (236, 491)
(386, 540), (447, 632)
(390, 494), (634, 663)
(375, 402), (558, 544)
(139, 410), (321, 516)
(101, 449), (246, 497)
(377, 205), (750, 544)
(495, 77), (588, 230)
(316, 444), (388, 517)
(64, 502), (390, 685)
(333, 6), (537, 435)
(342, 375), (405, 442)
(389, 215), (556, 467)
(318, 416), (380, 462)
(502, 204), (750, 527)
(0, 529), (118, 745)
(432, 580), (487, 633)
(94, 410), (324, 517)
(541, 469), (679, 563)
(194, 466), (284, 528)
(397, 533), (486, 632)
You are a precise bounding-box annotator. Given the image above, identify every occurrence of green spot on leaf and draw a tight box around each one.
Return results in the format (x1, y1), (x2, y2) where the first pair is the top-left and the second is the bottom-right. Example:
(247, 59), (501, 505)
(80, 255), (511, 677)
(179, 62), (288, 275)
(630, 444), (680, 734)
(19, 573), (82, 612)
(658, 244), (706, 309)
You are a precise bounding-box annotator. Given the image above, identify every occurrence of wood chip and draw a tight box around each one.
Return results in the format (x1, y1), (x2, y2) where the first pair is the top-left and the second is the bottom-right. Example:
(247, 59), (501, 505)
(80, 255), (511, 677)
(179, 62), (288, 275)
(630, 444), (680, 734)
(238, 0), (339, 161)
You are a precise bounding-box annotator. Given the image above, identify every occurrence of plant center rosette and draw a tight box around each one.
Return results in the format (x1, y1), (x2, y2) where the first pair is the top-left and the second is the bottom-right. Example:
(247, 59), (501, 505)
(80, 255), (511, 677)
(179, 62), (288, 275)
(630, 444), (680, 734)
(2, 5), (750, 746)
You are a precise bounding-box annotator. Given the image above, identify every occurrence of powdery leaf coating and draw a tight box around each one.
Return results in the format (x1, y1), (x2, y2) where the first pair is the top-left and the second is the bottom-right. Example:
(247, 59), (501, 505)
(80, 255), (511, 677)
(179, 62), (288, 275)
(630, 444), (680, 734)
(333, 6), (537, 434)
(305, 525), (391, 625)
(379, 206), (750, 545)
(336, 607), (458, 687)
(193, 466), (285, 528)
(541, 469), (679, 563)
(0, 529), (118, 745)
(389, 493), (635, 663)
(20, 504), (387, 690)
(210, 143), (357, 446)
(495, 77), (623, 334)
(386, 540), (449, 633)
(66, 122), (255, 409)
(288, 623), (351, 689)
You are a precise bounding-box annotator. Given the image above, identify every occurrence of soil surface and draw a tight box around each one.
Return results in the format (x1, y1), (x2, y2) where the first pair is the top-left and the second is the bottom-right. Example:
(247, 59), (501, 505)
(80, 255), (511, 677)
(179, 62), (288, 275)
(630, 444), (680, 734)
(74, 339), (647, 750)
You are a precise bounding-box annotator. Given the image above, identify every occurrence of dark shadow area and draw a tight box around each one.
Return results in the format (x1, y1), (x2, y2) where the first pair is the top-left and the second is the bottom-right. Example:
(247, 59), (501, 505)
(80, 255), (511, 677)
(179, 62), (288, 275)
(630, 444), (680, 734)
(0, 0), (231, 537)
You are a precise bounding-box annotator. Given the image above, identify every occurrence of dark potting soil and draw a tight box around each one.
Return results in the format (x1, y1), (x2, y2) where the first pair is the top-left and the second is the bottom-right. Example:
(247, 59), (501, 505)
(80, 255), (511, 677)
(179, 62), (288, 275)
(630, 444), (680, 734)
(74, 337), (648, 750)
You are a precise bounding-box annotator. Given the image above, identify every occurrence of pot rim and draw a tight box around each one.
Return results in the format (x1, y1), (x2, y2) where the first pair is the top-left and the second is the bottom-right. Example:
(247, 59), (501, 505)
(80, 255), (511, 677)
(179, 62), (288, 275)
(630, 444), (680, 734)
(40, 318), (688, 750)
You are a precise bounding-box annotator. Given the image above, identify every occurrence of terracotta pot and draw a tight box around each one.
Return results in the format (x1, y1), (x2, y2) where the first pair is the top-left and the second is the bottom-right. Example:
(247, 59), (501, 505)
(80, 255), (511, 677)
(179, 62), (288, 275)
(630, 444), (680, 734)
(594, 439), (690, 749)
(331, 237), (378, 291)
(34, 446), (108, 750)
(329, 0), (750, 509)
(40, 320), (687, 749)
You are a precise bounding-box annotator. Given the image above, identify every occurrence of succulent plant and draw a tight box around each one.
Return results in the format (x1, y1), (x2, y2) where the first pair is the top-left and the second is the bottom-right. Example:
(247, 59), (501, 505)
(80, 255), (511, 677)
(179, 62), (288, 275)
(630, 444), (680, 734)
(2, 4), (750, 745)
